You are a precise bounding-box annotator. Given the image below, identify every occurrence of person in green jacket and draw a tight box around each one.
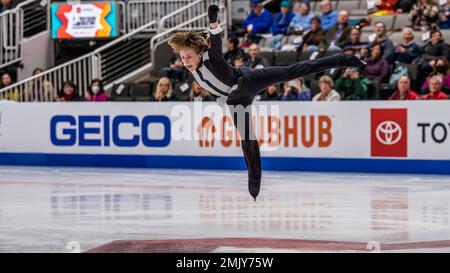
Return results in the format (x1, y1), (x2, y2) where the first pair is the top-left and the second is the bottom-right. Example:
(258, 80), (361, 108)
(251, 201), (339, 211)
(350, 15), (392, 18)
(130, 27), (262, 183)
(335, 68), (371, 100)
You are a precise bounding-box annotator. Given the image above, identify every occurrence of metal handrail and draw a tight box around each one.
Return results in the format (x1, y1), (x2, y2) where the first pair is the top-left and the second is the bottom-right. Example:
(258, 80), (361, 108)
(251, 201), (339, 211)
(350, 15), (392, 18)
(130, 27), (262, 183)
(126, 0), (194, 33)
(0, 20), (158, 101)
(0, 0), (229, 101)
(0, 0), (48, 69)
(151, 2), (227, 63)
(157, 0), (204, 32)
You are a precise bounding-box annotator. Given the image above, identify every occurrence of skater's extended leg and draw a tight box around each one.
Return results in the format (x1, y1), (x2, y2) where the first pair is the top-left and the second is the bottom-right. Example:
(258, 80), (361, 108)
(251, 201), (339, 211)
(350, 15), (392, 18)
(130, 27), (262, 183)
(241, 54), (366, 96)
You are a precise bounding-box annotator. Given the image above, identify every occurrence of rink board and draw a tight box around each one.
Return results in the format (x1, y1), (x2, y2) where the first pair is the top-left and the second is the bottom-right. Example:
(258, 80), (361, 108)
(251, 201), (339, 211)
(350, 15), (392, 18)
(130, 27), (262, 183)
(0, 101), (449, 174)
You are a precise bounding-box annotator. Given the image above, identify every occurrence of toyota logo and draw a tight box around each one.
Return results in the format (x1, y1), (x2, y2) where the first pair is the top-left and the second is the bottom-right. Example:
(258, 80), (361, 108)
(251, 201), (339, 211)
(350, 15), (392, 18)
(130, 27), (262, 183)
(376, 121), (402, 145)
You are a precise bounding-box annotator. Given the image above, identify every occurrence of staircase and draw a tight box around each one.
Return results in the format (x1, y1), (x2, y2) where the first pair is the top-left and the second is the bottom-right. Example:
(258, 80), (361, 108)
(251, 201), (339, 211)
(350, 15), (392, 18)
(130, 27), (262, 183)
(0, 0), (228, 101)
(0, 0), (48, 70)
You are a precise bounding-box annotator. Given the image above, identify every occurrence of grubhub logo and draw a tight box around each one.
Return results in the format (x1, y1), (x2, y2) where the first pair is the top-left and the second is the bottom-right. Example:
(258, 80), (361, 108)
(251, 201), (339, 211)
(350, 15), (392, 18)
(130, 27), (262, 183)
(371, 109), (407, 157)
(196, 114), (334, 150)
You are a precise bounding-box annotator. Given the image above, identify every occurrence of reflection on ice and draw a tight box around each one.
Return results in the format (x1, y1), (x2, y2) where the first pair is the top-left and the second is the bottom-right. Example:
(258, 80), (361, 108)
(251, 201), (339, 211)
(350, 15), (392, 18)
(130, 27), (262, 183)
(1, 166), (450, 252)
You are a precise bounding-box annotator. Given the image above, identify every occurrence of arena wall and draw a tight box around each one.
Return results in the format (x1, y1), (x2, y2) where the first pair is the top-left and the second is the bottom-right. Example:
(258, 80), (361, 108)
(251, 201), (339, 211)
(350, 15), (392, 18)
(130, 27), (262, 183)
(0, 101), (449, 174)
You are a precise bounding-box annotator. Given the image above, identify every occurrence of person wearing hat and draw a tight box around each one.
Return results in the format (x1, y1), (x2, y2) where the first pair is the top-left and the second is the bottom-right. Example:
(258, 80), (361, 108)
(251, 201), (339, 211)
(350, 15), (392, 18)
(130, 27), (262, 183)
(168, 5), (366, 200)
(239, 0), (273, 44)
(269, 1), (296, 49)
(319, 0), (338, 31)
(291, 1), (313, 34)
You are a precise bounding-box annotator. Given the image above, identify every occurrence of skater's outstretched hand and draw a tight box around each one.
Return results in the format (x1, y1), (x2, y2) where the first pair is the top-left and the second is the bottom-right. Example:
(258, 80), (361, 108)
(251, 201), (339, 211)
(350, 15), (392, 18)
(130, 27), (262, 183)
(208, 5), (219, 24)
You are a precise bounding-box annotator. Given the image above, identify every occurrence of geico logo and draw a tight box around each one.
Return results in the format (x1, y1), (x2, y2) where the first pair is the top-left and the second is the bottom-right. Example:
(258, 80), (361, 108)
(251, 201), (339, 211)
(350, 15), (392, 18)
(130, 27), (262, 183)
(418, 123), (450, 144)
(50, 115), (171, 147)
(197, 115), (333, 148)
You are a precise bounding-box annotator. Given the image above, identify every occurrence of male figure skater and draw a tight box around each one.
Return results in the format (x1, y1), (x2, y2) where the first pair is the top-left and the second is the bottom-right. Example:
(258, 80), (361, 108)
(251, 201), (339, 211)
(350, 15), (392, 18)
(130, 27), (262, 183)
(168, 5), (366, 200)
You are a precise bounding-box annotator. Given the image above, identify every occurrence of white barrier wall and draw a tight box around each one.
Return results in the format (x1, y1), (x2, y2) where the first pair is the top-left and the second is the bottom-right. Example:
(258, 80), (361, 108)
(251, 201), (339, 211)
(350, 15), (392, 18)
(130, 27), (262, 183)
(0, 101), (449, 174)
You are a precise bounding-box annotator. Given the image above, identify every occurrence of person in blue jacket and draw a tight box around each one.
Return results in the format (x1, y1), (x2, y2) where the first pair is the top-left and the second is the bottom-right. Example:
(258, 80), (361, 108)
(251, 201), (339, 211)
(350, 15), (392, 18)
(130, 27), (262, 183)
(319, 0), (338, 31)
(240, 0), (273, 44)
(270, 1), (296, 49)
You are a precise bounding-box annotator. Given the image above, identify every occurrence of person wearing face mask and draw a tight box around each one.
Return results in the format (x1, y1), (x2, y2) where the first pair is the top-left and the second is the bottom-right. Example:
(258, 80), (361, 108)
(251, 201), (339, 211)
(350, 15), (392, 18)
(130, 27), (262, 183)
(421, 58), (450, 94)
(86, 79), (109, 102)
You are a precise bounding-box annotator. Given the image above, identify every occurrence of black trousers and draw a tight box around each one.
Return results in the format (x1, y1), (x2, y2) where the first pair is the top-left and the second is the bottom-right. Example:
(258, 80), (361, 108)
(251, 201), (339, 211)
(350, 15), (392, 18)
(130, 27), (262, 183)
(226, 54), (350, 198)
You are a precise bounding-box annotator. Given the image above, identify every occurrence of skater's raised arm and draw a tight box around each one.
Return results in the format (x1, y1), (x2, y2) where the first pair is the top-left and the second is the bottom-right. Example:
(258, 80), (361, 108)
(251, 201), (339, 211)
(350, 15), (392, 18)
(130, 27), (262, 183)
(207, 5), (226, 63)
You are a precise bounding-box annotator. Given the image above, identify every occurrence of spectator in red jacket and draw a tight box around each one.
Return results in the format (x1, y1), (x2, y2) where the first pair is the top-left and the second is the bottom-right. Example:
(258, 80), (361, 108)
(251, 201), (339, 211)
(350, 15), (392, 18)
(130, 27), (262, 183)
(389, 76), (419, 100)
(420, 75), (449, 99)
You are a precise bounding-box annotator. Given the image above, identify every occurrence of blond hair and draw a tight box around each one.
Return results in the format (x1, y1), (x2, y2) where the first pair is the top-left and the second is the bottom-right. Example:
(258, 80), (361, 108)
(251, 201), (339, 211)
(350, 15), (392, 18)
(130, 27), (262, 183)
(319, 75), (334, 88)
(154, 77), (173, 101)
(168, 31), (208, 54)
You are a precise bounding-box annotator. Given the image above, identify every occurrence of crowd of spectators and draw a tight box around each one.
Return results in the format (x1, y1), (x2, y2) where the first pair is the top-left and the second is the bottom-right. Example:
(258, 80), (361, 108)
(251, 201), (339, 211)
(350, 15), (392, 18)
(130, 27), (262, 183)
(149, 0), (450, 102)
(1, 0), (450, 102)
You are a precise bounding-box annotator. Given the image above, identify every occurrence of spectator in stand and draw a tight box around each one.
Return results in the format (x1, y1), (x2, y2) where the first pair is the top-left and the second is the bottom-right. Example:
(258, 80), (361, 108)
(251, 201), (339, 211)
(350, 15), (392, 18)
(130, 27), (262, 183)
(270, 1), (296, 49)
(367, 22), (395, 60)
(409, 0), (440, 31)
(421, 29), (449, 64)
(189, 81), (214, 102)
(0, 71), (12, 88)
(259, 85), (281, 101)
(233, 53), (248, 68)
(421, 58), (450, 93)
(299, 16), (327, 53)
(439, 0), (450, 29)
(247, 43), (271, 68)
(324, 10), (352, 52)
(153, 77), (175, 101)
(86, 79), (109, 102)
(290, 1), (313, 34)
(55, 81), (85, 102)
(0, 71), (19, 101)
(389, 76), (419, 100)
(364, 44), (389, 99)
(319, 0), (338, 31)
(239, 0), (273, 45)
(313, 75), (340, 101)
(25, 68), (54, 102)
(341, 27), (368, 58)
(336, 68), (371, 100)
(364, 44), (389, 82)
(395, 0), (415, 13)
(387, 27), (422, 64)
(0, 0), (14, 14)
(419, 75), (449, 99)
(280, 78), (311, 101)
(224, 36), (245, 65)
(158, 54), (187, 82)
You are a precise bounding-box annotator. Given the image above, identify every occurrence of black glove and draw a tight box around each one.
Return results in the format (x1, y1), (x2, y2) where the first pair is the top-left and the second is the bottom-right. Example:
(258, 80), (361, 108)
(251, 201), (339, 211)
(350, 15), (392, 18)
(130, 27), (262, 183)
(208, 5), (219, 23)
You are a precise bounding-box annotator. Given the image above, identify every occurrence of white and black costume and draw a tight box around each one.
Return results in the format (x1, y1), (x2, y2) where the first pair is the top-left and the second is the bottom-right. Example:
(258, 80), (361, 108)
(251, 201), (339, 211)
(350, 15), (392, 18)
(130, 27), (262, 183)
(191, 6), (366, 200)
